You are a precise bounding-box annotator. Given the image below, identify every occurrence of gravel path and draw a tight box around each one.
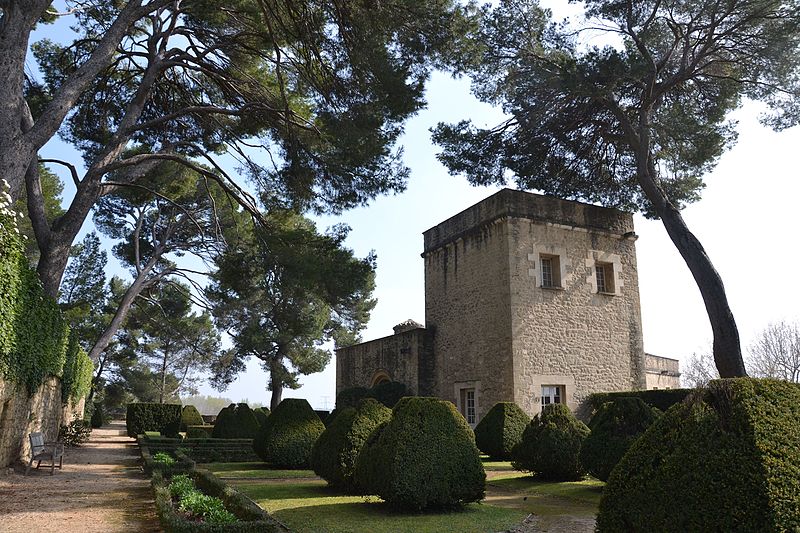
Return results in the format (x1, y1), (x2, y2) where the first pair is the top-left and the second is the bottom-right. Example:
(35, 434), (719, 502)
(0, 421), (160, 533)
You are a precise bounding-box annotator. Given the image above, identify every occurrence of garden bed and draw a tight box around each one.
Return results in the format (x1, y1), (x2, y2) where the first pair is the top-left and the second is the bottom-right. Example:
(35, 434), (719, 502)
(152, 469), (288, 532)
(140, 433), (259, 462)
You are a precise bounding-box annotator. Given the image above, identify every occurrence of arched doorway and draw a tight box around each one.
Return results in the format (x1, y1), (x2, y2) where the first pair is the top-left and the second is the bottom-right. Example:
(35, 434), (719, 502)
(370, 370), (391, 387)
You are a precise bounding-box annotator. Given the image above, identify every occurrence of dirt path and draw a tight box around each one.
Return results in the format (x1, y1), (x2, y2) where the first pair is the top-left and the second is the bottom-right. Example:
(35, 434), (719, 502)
(0, 421), (160, 533)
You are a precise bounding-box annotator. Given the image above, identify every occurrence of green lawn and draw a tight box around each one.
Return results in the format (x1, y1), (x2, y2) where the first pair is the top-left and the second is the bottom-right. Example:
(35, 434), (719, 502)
(237, 479), (525, 533)
(204, 461), (602, 533)
(202, 462), (318, 479)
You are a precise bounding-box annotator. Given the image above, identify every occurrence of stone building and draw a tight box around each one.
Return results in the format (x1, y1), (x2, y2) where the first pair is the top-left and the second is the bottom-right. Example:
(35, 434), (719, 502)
(644, 353), (682, 389)
(337, 189), (674, 424)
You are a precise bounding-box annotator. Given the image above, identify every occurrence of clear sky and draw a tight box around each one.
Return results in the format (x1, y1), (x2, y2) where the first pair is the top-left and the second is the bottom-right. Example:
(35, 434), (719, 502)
(31, 2), (800, 410)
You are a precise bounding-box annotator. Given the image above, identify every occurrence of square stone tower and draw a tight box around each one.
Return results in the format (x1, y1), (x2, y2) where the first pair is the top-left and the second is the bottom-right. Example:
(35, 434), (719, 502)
(422, 189), (646, 421)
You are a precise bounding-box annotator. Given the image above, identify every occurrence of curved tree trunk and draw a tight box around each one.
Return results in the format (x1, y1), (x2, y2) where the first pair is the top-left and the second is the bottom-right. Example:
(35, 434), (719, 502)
(269, 357), (284, 411)
(637, 153), (746, 377)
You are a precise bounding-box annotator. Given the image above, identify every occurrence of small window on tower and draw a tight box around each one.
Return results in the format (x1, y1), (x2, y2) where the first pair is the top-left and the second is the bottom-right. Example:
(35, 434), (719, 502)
(539, 254), (561, 288)
(595, 262), (615, 294)
(541, 385), (564, 407)
(459, 388), (477, 426)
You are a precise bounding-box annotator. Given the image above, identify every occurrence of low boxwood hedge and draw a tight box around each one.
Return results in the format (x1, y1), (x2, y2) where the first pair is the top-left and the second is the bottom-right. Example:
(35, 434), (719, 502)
(580, 397), (660, 481)
(127, 403), (182, 437)
(254, 399), (325, 468)
(597, 378), (800, 532)
(139, 437), (196, 476)
(512, 404), (589, 481)
(474, 402), (530, 460)
(353, 397), (485, 510)
(151, 469), (287, 532)
(143, 434), (258, 463)
(310, 398), (392, 492)
(212, 403), (260, 439)
(186, 425), (214, 439)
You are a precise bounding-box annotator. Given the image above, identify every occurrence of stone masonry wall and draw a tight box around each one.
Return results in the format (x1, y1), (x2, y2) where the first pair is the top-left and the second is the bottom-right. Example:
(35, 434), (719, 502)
(423, 217), (515, 421)
(644, 354), (681, 389)
(0, 376), (64, 469)
(336, 328), (429, 395)
(507, 214), (646, 418)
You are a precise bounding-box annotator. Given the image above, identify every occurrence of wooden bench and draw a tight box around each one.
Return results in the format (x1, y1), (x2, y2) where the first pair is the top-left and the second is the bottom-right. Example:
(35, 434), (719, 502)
(25, 432), (64, 475)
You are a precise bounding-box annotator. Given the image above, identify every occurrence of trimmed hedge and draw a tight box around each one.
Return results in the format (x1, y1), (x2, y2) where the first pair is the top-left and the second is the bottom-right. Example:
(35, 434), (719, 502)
(335, 381), (409, 410)
(512, 404), (589, 481)
(0, 201), (70, 393)
(310, 398), (392, 492)
(61, 333), (94, 405)
(186, 425), (214, 439)
(253, 407), (270, 428)
(139, 438), (196, 476)
(181, 405), (204, 431)
(597, 378), (800, 532)
(151, 469), (287, 532)
(143, 434), (259, 463)
(580, 397), (660, 482)
(254, 399), (325, 468)
(474, 402), (530, 460)
(212, 403), (260, 439)
(127, 403), (182, 437)
(91, 402), (105, 428)
(353, 397), (485, 510)
(586, 388), (692, 413)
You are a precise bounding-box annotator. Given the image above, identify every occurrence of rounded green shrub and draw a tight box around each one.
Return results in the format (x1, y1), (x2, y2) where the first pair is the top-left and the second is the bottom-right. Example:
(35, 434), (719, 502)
(597, 378), (800, 532)
(253, 398), (325, 468)
(353, 397), (485, 510)
(180, 405), (204, 431)
(474, 402), (530, 460)
(310, 398), (392, 491)
(580, 397), (660, 481)
(211, 403), (259, 439)
(90, 402), (105, 428)
(512, 403), (589, 481)
(370, 381), (407, 408)
(253, 406), (270, 427)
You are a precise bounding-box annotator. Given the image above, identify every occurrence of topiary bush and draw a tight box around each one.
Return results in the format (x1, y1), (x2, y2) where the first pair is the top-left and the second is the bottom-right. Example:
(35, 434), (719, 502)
(369, 381), (407, 408)
(335, 387), (372, 410)
(253, 398), (325, 468)
(597, 378), (800, 532)
(180, 405), (204, 432)
(310, 398), (392, 492)
(580, 397), (660, 482)
(211, 403), (260, 439)
(512, 403), (589, 481)
(353, 397), (485, 510)
(126, 403), (182, 437)
(473, 402), (530, 460)
(91, 402), (105, 428)
(253, 406), (270, 428)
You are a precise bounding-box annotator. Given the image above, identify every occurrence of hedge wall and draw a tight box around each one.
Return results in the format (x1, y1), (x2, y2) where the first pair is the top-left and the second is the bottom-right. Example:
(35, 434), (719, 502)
(127, 403), (182, 437)
(61, 333), (94, 405)
(597, 378), (800, 532)
(0, 200), (70, 393)
(335, 381), (409, 410)
(586, 388), (692, 413)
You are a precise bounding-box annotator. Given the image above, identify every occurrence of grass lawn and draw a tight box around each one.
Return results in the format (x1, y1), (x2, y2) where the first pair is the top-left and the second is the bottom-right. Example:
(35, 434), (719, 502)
(204, 461), (602, 533)
(203, 462), (318, 479)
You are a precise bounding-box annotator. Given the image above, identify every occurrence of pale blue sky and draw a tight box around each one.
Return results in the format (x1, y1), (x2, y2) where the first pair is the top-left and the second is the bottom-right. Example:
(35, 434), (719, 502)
(29, 2), (800, 410)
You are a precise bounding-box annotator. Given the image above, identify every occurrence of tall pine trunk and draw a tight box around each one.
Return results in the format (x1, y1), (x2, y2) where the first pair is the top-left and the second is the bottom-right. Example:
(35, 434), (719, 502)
(637, 150), (746, 377)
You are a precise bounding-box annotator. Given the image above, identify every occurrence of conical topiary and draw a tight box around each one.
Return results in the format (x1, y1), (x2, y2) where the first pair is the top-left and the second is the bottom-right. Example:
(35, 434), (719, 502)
(353, 397), (486, 510)
(180, 404), (204, 431)
(310, 398), (391, 491)
(254, 398), (325, 468)
(512, 403), (589, 481)
(253, 406), (270, 427)
(473, 402), (530, 460)
(580, 397), (660, 481)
